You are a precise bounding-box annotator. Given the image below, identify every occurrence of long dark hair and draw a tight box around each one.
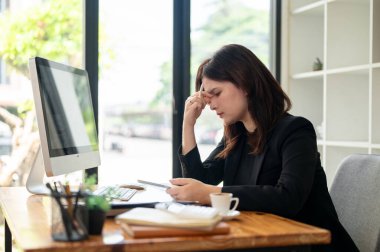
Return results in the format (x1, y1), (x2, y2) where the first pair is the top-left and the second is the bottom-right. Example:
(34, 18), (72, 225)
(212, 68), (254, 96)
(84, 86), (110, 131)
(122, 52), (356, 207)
(195, 44), (291, 157)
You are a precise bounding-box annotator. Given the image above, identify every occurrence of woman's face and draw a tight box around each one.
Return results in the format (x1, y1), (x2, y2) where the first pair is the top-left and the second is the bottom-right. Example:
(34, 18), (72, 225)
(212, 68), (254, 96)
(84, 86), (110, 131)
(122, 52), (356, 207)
(202, 77), (250, 126)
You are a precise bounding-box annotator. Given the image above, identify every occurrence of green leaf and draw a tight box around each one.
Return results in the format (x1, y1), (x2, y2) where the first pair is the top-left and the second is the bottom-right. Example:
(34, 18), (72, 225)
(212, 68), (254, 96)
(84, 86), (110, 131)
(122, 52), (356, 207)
(0, 0), (82, 75)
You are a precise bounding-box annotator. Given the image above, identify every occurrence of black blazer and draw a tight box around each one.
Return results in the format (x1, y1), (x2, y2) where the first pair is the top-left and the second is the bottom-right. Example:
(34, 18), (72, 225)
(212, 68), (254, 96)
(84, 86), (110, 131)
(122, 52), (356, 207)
(179, 114), (358, 252)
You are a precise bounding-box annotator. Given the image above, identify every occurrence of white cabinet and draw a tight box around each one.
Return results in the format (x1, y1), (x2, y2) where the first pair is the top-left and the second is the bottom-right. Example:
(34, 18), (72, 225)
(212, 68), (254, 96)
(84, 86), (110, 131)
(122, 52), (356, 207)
(282, 0), (379, 186)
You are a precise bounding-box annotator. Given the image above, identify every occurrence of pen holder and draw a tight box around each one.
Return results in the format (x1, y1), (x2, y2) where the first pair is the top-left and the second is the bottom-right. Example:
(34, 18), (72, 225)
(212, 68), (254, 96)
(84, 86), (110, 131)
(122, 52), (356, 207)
(51, 193), (88, 241)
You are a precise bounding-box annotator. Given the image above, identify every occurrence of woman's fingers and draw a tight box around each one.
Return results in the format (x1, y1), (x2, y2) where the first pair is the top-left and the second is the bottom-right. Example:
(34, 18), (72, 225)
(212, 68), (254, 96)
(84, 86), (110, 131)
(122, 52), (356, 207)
(170, 178), (192, 186)
(166, 178), (193, 199)
(166, 178), (218, 204)
(187, 95), (204, 106)
(199, 83), (204, 103)
(184, 96), (206, 119)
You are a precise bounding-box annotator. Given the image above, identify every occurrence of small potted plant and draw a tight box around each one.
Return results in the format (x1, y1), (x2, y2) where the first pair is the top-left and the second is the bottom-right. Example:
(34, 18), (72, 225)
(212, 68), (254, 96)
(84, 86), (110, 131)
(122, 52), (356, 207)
(83, 175), (111, 235)
(313, 57), (323, 71)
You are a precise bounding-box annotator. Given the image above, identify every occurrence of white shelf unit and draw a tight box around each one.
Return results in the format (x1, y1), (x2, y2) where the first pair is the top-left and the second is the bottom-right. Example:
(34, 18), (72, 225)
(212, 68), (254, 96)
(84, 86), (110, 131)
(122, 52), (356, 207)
(282, 0), (379, 186)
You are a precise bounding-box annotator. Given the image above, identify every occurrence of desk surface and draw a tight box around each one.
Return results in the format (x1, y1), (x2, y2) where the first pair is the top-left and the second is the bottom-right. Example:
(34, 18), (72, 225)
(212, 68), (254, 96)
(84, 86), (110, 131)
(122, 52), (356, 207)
(0, 187), (331, 252)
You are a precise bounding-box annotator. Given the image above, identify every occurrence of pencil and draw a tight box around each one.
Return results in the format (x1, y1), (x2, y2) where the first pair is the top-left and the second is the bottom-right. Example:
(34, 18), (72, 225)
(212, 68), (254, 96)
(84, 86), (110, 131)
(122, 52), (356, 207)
(65, 184), (73, 218)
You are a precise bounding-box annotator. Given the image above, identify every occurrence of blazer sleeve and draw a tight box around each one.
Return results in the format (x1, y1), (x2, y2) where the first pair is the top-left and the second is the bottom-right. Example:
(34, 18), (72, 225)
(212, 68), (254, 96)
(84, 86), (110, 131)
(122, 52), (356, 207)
(178, 140), (226, 185)
(222, 117), (319, 218)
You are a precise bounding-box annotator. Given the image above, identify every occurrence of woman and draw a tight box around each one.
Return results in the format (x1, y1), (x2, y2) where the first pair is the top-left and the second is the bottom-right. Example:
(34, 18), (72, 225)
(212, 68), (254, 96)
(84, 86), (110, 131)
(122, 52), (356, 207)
(166, 44), (358, 251)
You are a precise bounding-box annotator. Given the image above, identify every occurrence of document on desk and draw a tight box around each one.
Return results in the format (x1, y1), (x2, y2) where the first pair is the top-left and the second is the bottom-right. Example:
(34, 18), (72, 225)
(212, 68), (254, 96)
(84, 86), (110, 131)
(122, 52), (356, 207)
(107, 186), (174, 216)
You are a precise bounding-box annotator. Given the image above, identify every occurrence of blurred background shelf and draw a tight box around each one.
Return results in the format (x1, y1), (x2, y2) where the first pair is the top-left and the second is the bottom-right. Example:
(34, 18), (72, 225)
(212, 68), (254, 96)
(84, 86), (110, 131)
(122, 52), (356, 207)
(282, 0), (378, 186)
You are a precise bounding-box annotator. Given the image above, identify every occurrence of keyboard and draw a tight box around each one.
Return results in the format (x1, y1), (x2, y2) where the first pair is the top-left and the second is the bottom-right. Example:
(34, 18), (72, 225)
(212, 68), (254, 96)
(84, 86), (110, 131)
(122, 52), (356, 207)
(93, 185), (138, 201)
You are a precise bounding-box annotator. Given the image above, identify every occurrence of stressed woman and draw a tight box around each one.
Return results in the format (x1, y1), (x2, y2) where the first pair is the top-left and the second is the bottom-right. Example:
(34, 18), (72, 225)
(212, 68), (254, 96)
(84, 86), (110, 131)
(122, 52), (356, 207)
(166, 44), (358, 252)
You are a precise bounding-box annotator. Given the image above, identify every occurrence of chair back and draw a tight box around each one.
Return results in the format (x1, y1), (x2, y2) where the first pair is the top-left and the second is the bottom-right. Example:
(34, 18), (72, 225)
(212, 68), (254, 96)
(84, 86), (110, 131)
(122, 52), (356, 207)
(330, 154), (380, 252)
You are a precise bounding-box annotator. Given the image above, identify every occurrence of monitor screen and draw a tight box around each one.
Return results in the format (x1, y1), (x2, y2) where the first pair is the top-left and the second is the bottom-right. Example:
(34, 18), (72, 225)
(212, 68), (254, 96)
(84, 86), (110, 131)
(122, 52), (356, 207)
(27, 57), (100, 194)
(37, 61), (98, 156)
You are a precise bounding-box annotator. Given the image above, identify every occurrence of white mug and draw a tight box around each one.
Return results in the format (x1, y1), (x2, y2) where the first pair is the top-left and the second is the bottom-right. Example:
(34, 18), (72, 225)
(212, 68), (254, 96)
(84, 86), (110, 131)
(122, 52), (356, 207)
(210, 192), (239, 214)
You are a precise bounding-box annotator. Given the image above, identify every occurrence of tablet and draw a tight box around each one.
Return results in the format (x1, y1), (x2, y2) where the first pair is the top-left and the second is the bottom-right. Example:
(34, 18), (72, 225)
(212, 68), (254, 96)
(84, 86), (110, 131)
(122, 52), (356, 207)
(137, 179), (171, 189)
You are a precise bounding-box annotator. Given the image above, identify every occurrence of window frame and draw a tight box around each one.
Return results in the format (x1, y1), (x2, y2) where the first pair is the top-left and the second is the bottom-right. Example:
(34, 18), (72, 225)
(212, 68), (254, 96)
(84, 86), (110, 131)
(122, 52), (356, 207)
(85, 0), (280, 180)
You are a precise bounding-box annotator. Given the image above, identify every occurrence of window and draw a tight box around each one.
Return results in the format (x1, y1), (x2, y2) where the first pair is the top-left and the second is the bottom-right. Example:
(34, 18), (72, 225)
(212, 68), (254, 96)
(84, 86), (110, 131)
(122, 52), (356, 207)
(98, 0), (173, 184)
(0, 0), (83, 186)
(0, 0), (273, 187)
(0, 0), (7, 85)
(0, 60), (5, 85)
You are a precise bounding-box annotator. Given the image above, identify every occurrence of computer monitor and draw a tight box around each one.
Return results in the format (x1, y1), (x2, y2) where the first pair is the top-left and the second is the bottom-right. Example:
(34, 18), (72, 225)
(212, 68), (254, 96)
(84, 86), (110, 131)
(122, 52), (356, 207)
(27, 57), (100, 194)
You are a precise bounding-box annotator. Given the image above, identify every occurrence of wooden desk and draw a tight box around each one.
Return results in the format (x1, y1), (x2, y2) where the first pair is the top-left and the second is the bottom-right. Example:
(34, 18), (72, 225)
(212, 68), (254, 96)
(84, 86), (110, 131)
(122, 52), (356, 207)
(0, 187), (330, 252)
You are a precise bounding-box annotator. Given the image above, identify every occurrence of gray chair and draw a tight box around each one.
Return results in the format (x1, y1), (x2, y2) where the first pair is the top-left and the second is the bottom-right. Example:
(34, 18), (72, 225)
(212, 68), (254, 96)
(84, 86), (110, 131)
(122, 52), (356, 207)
(330, 154), (380, 252)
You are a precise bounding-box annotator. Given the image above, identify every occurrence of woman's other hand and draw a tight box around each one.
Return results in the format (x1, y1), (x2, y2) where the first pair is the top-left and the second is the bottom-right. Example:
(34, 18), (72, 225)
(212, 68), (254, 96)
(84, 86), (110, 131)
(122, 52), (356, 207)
(183, 91), (208, 127)
(182, 88), (213, 155)
(166, 178), (221, 205)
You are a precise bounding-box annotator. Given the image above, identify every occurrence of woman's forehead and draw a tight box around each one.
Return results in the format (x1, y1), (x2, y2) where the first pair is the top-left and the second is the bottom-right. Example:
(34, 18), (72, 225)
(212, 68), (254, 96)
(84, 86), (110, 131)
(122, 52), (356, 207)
(202, 78), (234, 90)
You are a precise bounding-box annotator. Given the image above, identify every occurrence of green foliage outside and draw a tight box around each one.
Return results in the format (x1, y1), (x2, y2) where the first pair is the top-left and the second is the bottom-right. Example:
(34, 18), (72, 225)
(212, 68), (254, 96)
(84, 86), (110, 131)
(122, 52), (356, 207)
(149, 60), (172, 108)
(151, 1), (269, 114)
(0, 0), (112, 124)
(192, 2), (269, 68)
(0, 0), (82, 75)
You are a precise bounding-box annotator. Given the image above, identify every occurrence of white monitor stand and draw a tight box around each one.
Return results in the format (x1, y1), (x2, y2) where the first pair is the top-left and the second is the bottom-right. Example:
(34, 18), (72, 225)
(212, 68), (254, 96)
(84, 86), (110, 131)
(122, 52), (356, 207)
(26, 146), (50, 195)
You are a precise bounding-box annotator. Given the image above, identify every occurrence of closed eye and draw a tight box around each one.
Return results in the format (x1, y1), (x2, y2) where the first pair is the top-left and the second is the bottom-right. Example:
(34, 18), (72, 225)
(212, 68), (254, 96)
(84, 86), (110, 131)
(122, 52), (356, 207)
(207, 89), (221, 97)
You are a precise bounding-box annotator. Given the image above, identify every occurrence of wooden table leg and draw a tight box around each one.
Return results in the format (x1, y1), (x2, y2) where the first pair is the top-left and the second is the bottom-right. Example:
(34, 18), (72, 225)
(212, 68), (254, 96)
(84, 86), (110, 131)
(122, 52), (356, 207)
(5, 219), (12, 252)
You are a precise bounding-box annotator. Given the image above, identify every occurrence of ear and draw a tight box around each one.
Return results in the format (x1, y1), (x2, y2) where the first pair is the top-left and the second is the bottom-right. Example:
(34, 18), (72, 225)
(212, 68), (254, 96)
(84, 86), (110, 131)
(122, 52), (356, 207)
(241, 89), (248, 96)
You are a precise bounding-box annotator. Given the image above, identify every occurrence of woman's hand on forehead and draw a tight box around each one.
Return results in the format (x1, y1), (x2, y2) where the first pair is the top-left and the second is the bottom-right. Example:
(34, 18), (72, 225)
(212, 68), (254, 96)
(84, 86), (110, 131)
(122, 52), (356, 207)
(201, 90), (213, 104)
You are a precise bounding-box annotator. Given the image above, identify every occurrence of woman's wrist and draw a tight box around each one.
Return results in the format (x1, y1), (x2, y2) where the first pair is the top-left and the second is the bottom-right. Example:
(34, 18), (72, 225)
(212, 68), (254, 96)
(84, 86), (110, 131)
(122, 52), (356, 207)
(203, 185), (222, 205)
(182, 123), (197, 155)
(183, 118), (196, 129)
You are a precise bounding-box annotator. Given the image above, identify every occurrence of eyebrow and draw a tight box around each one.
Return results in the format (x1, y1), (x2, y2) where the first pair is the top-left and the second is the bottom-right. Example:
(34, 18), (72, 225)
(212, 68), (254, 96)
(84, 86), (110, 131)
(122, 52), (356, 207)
(205, 88), (219, 95)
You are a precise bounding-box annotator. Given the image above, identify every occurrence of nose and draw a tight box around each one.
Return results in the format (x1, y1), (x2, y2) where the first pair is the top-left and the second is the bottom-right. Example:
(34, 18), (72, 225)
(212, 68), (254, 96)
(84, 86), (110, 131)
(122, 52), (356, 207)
(209, 102), (216, 111)
(206, 95), (216, 110)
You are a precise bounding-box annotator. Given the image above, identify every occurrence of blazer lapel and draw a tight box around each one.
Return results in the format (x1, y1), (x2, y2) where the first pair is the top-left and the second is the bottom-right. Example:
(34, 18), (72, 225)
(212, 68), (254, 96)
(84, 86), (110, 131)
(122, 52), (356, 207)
(223, 136), (246, 186)
(251, 146), (268, 185)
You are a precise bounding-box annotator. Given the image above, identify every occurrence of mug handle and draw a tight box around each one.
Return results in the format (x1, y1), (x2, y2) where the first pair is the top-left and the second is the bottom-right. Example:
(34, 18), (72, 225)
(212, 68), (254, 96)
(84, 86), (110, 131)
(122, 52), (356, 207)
(230, 197), (239, 211)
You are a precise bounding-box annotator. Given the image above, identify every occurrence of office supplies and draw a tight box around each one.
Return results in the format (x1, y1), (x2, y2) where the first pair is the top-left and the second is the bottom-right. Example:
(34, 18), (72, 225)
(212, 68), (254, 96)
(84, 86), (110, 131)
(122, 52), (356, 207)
(46, 183), (88, 241)
(64, 184), (73, 217)
(73, 186), (82, 216)
(104, 184), (174, 216)
(137, 179), (171, 189)
(94, 185), (138, 201)
(119, 184), (145, 190)
(46, 183), (72, 239)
